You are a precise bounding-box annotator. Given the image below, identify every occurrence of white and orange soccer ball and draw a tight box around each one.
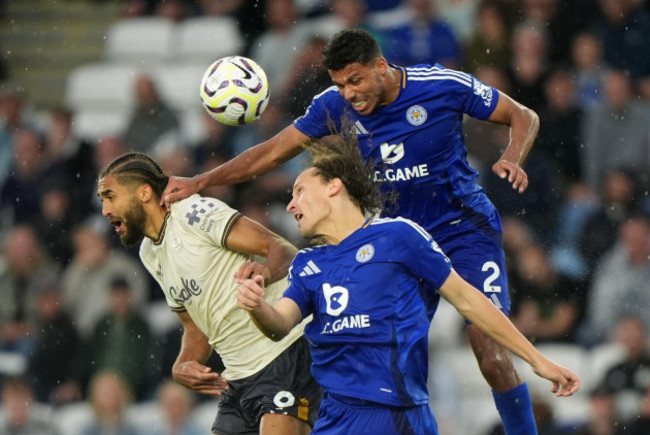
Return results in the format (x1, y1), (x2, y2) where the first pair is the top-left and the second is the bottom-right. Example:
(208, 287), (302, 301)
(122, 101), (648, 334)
(199, 56), (270, 126)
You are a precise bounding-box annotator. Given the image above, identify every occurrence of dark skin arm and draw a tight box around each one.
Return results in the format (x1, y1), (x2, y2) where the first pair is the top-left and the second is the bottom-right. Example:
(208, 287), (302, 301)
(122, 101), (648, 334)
(488, 90), (540, 194)
(162, 125), (309, 209)
(227, 215), (299, 284)
(172, 310), (229, 395)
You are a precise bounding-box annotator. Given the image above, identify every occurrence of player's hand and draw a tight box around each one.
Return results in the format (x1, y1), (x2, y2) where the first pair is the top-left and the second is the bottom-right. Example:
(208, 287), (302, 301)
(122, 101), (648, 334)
(531, 359), (580, 397)
(237, 276), (266, 311)
(161, 175), (201, 210)
(234, 261), (271, 285)
(172, 361), (229, 395)
(492, 159), (528, 193)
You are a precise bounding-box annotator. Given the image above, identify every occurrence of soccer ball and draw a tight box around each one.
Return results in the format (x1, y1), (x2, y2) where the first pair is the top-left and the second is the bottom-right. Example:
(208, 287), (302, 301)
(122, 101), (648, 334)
(199, 56), (270, 126)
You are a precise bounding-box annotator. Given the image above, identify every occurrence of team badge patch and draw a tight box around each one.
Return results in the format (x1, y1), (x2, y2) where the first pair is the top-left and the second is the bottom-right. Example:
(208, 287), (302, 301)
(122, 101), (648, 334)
(355, 244), (375, 263)
(406, 105), (427, 126)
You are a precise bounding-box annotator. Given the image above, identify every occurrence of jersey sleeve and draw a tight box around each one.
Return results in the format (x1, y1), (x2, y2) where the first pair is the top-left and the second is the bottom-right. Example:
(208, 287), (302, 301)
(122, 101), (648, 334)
(293, 86), (344, 138)
(434, 64), (499, 120)
(172, 195), (242, 249)
(391, 218), (452, 289)
(282, 252), (315, 318)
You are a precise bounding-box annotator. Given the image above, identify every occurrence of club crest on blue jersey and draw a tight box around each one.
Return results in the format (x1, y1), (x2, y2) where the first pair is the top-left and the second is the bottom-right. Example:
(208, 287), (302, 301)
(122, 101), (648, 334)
(355, 244), (375, 263)
(406, 105), (427, 126)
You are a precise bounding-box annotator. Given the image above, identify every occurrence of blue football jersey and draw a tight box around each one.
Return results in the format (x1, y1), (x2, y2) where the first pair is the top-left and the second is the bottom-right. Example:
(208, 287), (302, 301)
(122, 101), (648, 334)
(284, 217), (452, 407)
(293, 64), (500, 235)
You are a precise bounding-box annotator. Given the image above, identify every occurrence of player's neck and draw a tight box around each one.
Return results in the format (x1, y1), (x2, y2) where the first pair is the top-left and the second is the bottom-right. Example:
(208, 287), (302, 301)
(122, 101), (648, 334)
(320, 206), (366, 246)
(144, 204), (168, 241)
(384, 66), (402, 105)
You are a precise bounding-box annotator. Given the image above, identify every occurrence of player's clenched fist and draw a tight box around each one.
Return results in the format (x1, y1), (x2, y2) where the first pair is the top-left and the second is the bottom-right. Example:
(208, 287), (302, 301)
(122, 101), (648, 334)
(237, 276), (266, 311)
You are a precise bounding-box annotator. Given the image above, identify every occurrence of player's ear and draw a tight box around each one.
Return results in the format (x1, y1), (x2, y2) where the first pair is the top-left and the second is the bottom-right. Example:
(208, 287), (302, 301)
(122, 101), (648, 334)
(327, 178), (344, 197)
(375, 57), (389, 74)
(138, 183), (154, 203)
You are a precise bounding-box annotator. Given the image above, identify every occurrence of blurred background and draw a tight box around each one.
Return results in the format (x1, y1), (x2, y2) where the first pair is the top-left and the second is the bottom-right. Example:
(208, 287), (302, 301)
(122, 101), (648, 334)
(0, 0), (650, 433)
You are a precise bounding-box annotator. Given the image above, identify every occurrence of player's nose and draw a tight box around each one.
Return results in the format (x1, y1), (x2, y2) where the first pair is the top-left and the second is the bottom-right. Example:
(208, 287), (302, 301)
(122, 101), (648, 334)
(101, 202), (111, 217)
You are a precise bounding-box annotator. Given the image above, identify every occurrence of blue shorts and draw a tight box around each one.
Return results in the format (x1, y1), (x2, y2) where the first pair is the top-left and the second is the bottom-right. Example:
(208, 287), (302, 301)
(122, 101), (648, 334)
(434, 215), (511, 318)
(311, 392), (438, 435)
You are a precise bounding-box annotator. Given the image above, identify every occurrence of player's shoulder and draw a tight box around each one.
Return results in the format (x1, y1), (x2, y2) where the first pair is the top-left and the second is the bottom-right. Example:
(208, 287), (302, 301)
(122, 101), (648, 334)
(170, 194), (236, 227)
(289, 245), (327, 278)
(369, 217), (431, 241)
(404, 63), (474, 88)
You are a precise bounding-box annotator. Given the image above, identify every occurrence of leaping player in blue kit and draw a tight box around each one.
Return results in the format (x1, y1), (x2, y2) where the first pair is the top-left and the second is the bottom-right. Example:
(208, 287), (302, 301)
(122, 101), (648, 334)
(163, 28), (543, 433)
(236, 137), (580, 435)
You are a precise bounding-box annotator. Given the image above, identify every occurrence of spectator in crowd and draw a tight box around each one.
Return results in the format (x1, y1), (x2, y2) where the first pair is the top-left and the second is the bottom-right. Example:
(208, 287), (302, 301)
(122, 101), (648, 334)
(462, 0), (511, 75)
(598, 316), (650, 424)
(579, 167), (642, 276)
(123, 74), (180, 156)
(571, 383), (625, 435)
(535, 68), (583, 184)
(580, 69), (650, 192)
(81, 370), (141, 435)
(61, 220), (149, 339)
(0, 376), (59, 434)
(248, 0), (312, 94)
(509, 243), (586, 344)
(0, 128), (46, 229)
(579, 213), (650, 345)
(80, 277), (153, 401)
(27, 283), (81, 405)
(0, 87), (35, 185)
(505, 19), (550, 113)
(0, 225), (60, 358)
(150, 380), (203, 435)
(382, 0), (462, 69)
(592, 0), (650, 79)
(570, 31), (608, 110)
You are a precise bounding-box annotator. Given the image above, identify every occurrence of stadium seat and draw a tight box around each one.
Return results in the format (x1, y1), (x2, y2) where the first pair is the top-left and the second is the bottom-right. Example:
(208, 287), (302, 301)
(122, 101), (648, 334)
(70, 108), (131, 141)
(583, 342), (626, 392)
(54, 402), (93, 435)
(173, 17), (244, 63)
(65, 62), (141, 112)
(151, 62), (206, 111)
(104, 17), (176, 65)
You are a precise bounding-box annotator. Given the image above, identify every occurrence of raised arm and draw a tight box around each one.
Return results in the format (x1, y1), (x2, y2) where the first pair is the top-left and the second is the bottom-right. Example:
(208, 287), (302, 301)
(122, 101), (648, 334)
(488, 90), (540, 194)
(237, 276), (303, 341)
(162, 125), (310, 208)
(226, 215), (298, 284)
(439, 270), (580, 397)
(172, 311), (229, 395)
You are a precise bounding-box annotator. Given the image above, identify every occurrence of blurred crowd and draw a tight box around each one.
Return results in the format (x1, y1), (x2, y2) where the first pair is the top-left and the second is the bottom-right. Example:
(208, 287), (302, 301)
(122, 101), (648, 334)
(1, 0), (650, 433)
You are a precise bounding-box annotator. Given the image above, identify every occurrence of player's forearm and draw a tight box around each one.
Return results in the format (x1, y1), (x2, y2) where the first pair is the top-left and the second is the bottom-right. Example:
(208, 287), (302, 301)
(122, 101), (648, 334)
(175, 328), (214, 366)
(249, 303), (295, 342)
(499, 104), (539, 166)
(196, 127), (306, 188)
(263, 236), (299, 284)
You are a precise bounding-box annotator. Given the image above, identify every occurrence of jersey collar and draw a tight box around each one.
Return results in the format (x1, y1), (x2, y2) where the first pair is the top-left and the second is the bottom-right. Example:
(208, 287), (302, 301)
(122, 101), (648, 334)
(153, 212), (171, 245)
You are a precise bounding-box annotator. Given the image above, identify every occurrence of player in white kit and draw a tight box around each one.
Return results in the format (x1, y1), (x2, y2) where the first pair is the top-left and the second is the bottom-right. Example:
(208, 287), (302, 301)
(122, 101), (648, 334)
(97, 151), (321, 435)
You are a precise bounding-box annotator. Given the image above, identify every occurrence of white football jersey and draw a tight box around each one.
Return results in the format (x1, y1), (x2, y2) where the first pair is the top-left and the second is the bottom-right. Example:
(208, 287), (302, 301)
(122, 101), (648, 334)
(140, 194), (304, 380)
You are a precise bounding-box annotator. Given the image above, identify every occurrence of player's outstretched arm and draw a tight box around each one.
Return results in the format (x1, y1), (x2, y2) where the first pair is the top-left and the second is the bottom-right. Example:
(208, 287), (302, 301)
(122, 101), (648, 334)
(488, 91), (540, 194)
(226, 216), (298, 284)
(172, 311), (229, 395)
(439, 270), (580, 397)
(161, 125), (310, 209)
(237, 276), (302, 341)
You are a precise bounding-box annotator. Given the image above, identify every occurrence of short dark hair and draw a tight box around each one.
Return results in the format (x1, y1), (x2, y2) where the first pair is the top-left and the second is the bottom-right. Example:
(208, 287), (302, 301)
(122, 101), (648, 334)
(322, 28), (382, 71)
(306, 128), (389, 218)
(98, 151), (169, 199)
